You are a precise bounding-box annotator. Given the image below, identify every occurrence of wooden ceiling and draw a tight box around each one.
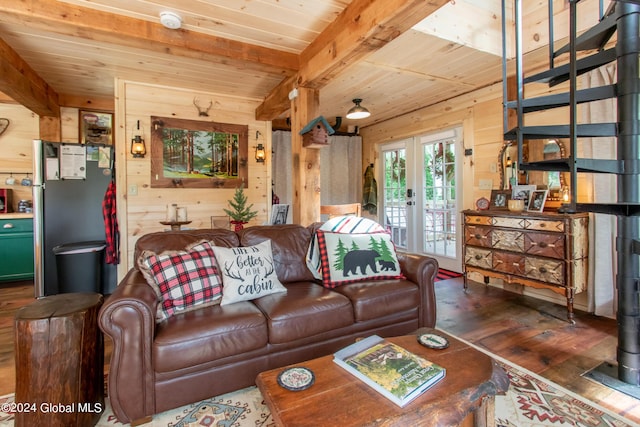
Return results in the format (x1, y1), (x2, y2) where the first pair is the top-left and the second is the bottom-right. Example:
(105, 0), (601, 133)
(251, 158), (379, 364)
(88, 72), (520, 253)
(0, 0), (602, 129)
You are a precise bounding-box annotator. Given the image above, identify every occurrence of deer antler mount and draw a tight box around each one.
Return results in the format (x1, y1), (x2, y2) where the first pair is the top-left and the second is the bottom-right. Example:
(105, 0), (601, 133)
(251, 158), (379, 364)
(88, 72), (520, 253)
(193, 98), (213, 117)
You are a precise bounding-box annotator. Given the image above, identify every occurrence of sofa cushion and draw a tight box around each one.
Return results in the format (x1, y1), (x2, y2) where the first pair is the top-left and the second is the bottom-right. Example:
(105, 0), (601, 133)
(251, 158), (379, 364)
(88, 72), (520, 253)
(251, 282), (354, 344)
(134, 229), (239, 261)
(212, 240), (287, 306)
(316, 230), (404, 288)
(153, 302), (268, 373)
(332, 279), (420, 322)
(239, 225), (316, 283)
(138, 241), (222, 321)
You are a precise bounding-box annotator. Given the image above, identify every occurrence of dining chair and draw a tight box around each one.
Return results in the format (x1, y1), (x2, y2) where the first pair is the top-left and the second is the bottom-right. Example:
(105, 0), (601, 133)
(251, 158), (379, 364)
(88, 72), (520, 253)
(320, 203), (362, 219)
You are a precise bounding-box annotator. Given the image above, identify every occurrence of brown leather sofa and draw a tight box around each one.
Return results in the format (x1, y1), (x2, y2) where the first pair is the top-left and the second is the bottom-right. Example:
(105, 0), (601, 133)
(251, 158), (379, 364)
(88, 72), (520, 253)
(99, 224), (438, 424)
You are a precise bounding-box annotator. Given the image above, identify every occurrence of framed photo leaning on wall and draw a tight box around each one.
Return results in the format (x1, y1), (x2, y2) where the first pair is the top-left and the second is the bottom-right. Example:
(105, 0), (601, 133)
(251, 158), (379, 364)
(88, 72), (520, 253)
(528, 190), (548, 212)
(512, 184), (536, 205)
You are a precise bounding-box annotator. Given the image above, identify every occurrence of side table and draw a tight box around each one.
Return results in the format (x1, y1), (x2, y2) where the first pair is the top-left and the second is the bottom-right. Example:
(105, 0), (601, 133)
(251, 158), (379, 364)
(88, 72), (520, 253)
(14, 292), (104, 427)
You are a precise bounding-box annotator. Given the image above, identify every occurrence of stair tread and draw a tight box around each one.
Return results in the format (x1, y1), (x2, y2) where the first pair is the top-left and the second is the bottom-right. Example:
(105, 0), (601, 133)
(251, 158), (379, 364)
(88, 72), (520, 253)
(520, 158), (622, 174)
(505, 85), (617, 112)
(554, 6), (619, 56)
(523, 48), (617, 86)
(504, 123), (617, 139)
(574, 202), (640, 217)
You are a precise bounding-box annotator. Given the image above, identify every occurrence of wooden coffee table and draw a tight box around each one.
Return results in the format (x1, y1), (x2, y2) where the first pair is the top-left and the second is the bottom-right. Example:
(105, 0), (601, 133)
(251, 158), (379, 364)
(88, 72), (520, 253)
(256, 328), (509, 427)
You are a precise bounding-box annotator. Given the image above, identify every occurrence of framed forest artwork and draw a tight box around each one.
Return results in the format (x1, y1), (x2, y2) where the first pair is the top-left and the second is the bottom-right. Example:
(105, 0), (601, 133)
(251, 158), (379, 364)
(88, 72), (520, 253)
(150, 116), (248, 188)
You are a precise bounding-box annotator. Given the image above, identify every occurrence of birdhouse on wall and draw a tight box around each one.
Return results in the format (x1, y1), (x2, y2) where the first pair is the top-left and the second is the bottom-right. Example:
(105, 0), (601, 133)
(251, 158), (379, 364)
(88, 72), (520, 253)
(299, 116), (335, 148)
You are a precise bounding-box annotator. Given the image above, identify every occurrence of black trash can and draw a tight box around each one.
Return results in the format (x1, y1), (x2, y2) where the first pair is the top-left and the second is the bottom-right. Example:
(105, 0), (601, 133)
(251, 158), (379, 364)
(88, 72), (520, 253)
(53, 241), (106, 294)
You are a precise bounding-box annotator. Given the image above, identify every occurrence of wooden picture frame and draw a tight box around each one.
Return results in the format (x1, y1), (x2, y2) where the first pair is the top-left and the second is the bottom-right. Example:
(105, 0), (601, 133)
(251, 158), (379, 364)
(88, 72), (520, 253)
(528, 190), (548, 212)
(512, 184), (536, 205)
(490, 190), (511, 210)
(150, 116), (248, 189)
(79, 110), (113, 145)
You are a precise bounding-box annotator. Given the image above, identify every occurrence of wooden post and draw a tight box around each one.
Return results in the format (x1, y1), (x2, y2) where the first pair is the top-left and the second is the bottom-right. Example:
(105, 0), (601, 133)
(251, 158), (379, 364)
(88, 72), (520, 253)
(39, 115), (61, 141)
(290, 87), (320, 225)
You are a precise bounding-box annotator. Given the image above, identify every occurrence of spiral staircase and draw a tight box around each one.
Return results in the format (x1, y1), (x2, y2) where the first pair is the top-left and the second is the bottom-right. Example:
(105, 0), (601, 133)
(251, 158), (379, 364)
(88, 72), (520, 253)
(502, 0), (640, 391)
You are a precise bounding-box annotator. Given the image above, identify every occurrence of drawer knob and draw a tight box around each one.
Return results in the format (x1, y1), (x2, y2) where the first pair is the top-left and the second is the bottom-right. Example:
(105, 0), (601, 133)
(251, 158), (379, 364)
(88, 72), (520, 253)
(538, 242), (548, 248)
(539, 223), (546, 228)
(474, 233), (482, 239)
(3, 223), (14, 229)
(539, 267), (548, 274)
(474, 254), (482, 260)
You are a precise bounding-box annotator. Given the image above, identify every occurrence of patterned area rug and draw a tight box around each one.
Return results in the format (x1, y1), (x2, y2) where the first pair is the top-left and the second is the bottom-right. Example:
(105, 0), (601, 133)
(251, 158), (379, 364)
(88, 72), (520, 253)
(0, 352), (634, 426)
(435, 268), (463, 282)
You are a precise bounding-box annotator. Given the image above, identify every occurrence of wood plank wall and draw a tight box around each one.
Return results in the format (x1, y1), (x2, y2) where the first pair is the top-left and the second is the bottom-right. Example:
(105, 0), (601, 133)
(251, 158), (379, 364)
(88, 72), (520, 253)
(115, 81), (272, 275)
(0, 104), (38, 210)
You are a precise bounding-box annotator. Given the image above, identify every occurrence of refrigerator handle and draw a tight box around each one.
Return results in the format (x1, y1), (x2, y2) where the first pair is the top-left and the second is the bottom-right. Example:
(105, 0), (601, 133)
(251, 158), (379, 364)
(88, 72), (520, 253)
(32, 139), (44, 298)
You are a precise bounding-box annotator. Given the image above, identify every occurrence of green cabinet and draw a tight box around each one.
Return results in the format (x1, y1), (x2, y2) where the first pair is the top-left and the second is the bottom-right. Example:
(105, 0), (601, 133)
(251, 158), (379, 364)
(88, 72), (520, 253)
(0, 218), (34, 281)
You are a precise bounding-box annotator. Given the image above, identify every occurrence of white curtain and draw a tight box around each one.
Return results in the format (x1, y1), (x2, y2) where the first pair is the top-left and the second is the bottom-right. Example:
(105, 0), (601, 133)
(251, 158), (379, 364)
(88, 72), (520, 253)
(271, 131), (362, 212)
(579, 64), (617, 317)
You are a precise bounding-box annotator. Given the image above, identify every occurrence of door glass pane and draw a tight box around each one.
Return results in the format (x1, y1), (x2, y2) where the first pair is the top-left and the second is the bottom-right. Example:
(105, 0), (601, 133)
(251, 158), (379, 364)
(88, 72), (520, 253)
(382, 148), (407, 249)
(423, 139), (456, 257)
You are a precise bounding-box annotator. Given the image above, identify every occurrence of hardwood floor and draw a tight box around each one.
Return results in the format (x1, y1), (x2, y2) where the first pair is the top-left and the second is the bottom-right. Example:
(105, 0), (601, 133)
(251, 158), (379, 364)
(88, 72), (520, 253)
(0, 278), (639, 424)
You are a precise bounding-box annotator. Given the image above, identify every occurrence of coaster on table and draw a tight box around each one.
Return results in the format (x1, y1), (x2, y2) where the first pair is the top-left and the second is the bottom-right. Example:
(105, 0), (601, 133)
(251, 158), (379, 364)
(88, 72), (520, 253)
(277, 367), (315, 391)
(417, 333), (449, 350)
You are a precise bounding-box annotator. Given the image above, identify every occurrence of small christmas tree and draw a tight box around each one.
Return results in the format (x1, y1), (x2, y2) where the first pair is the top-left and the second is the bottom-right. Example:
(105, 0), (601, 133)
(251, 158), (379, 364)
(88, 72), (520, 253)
(224, 186), (258, 228)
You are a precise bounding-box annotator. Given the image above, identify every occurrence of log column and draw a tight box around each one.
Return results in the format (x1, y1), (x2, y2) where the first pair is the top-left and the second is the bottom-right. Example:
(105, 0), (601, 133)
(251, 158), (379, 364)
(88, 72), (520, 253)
(14, 292), (104, 427)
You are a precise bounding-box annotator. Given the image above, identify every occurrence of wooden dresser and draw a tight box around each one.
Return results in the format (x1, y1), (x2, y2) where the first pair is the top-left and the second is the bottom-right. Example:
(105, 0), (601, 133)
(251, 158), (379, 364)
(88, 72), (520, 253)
(462, 210), (589, 323)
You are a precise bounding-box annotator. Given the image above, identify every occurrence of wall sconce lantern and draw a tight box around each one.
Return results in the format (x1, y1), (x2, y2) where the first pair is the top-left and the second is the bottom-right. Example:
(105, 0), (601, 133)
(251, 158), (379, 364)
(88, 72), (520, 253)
(255, 143), (265, 163)
(131, 120), (146, 158)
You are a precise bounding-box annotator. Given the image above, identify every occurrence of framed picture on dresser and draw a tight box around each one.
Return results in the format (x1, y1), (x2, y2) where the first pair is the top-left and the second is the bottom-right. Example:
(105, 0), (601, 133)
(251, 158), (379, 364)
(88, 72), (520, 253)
(528, 190), (548, 212)
(490, 190), (511, 210)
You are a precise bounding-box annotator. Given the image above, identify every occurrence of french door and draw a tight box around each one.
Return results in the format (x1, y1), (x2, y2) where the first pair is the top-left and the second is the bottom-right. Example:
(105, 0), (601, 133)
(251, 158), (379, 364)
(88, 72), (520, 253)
(380, 128), (462, 272)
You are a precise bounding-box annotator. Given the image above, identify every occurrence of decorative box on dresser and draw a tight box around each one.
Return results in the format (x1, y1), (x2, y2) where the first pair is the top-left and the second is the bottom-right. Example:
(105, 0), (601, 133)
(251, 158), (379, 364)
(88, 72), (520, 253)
(462, 209), (589, 323)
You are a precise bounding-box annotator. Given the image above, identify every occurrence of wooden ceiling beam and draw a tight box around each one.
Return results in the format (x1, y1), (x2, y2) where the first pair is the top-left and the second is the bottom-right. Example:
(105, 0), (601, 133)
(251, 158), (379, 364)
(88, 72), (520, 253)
(0, 0), (299, 75)
(256, 0), (449, 121)
(0, 36), (59, 117)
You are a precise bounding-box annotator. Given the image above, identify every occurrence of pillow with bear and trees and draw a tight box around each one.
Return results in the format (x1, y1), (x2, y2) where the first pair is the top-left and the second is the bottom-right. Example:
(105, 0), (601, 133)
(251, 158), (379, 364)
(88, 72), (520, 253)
(315, 230), (404, 288)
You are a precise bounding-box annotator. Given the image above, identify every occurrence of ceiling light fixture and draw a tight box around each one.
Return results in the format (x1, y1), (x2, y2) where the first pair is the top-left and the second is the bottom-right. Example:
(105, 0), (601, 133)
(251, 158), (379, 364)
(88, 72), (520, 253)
(346, 98), (371, 120)
(160, 11), (182, 30)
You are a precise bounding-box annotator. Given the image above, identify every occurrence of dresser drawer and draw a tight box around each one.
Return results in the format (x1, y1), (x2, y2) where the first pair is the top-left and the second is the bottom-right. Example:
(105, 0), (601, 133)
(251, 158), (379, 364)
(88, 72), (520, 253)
(493, 251), (525, 276)
(492, 216), (526, 229)
(466, 215), (492, 226)
(492, 229), (524, 252)
(524, 232), (565, 259)
(525, 257), (564, 285)
(464, 225), (491, 248)
(0, 218), (33, 234)
(465, 247), (492, 269)
(525, 218), (565, 232)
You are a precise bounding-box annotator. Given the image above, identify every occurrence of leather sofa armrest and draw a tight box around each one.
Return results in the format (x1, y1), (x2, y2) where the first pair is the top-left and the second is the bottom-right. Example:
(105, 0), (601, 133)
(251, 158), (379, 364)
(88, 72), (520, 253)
(398, 253), (439, 328)
(98, 269), (158, 423)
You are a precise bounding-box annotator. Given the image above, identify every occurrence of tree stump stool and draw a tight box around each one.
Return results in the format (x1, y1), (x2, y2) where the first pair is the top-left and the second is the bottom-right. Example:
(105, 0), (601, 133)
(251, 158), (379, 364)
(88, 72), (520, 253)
(14, 292), (104, 427)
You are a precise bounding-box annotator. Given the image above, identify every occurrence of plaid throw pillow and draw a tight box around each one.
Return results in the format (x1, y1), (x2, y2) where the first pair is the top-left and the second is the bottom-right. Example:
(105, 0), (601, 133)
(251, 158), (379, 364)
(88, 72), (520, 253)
(316, 230), (404, 288)
(138, 241), (222, 321)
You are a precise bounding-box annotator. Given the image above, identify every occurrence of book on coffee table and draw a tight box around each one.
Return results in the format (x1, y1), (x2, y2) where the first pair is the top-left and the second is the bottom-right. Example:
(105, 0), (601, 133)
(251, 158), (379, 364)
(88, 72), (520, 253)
(333, 335), (446, 407)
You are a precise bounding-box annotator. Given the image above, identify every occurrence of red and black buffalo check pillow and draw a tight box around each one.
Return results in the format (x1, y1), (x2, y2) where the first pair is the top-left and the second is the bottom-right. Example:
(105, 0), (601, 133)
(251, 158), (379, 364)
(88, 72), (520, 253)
(138, 240), (223, 321)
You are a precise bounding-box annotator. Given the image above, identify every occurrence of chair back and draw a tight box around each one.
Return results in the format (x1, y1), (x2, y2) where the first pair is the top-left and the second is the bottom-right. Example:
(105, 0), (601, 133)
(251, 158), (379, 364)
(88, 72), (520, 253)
(320, 203), (362, 219)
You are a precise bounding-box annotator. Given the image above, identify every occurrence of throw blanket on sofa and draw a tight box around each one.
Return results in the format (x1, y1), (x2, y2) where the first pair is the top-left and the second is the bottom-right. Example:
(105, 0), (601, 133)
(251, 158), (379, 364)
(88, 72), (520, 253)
(306, 216), (386, 280)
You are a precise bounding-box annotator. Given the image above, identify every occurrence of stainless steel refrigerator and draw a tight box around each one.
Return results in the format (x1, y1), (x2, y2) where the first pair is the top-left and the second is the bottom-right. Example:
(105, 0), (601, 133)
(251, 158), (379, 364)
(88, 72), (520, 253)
(32, 139), (117, 297)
